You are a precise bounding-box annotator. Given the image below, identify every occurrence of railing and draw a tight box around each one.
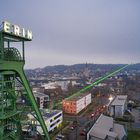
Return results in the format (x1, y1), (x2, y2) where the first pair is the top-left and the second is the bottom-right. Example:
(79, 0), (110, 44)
(3, 47), (23, 61)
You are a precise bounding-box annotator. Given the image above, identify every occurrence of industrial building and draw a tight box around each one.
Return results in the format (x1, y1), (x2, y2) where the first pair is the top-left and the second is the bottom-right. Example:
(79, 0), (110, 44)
(108, 95), (127, 118)
(62, 93), (91, 114)
(87, 114), (127, 140)
(34, 92), (50, 109)
(28, 109), (63, 133)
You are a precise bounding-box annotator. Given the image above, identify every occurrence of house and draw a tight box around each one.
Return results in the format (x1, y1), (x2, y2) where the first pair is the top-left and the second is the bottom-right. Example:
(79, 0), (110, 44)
(108, 95), (127, 117)
(87, 114), (127, 140)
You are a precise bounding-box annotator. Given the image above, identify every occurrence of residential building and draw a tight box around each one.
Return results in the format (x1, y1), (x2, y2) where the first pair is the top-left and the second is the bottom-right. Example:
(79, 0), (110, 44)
(42, 80), (77, 91)
(55, 80), (70, 91)
(42, 83), (63, 99)
(34, 92), (49, 109)
(108, 95), (127, 117)
(87, 114), (127, 140)
(28, 109), (63, 133)
(62, 93), (91, 114)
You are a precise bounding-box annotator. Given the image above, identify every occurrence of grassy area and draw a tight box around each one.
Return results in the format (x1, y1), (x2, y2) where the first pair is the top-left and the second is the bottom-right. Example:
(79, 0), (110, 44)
(128, 131), (140, 140)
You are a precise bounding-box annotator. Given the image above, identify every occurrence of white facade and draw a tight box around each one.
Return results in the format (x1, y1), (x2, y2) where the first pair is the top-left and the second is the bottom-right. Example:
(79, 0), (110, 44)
(63, 93), (91, 114)
(76, 97), (85, 113)
(42, 82), (58, 90)
(42, 80), (78, 91)
(55, 80), (69, 91)
(85, 94), (92, 106)
(76, 93), (91, 113)
(28, 110), (63, 133)
(108, 95), (127, 118)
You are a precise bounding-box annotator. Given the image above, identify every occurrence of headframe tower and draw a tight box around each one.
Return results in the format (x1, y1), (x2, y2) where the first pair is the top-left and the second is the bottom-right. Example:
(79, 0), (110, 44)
(0, 21), (50, 140)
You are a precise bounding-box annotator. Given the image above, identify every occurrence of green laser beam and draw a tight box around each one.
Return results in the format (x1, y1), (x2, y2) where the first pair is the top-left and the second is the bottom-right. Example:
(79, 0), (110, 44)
(67, 64), (129, 99)
(55, 64), (130, 106)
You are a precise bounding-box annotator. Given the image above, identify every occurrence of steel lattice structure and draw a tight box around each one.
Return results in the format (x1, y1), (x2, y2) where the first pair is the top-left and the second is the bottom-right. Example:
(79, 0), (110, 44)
(0, 21), (50, 140)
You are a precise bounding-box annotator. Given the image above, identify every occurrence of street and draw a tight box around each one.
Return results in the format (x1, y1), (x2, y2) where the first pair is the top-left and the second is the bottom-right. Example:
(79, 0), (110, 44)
(58, 95), (110, 140)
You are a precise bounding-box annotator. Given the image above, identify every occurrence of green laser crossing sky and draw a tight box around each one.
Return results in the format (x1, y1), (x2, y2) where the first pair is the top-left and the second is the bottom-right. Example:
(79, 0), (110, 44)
(54, 64), (130, 107)
(65, 64), (130, 100)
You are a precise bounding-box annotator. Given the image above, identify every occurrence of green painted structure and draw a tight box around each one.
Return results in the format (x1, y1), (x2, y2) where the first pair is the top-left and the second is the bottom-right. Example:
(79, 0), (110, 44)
(0, 21), (50, 140)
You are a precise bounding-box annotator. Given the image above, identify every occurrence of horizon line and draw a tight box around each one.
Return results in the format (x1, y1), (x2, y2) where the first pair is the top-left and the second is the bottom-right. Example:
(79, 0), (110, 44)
(25, 62), (138, 70)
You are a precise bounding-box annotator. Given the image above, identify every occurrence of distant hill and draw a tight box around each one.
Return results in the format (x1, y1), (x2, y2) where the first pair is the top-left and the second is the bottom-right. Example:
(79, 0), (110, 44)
(26, 63), (140, 77)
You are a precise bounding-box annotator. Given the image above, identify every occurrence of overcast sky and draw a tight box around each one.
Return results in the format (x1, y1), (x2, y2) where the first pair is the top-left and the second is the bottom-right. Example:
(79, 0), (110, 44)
(0, 0), (140, 68)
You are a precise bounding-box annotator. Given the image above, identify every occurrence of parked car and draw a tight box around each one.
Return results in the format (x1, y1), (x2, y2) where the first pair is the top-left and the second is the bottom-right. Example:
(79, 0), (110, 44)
(80, 129), (86, 136)
(91, 113), (95, 118)
(69, 124), (77, 130)
(55, 138), (62, 140)
(57, 134), (65, 138)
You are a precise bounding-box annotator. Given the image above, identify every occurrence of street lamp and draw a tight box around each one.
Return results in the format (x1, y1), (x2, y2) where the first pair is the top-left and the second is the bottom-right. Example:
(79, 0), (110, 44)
(109, 95), (113, 101)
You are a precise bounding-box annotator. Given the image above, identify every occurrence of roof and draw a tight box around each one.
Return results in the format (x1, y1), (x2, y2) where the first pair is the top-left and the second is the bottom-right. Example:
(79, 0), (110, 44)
(90, 127), (107, 139)
(28, 109), (62, 120)
(113, 123), (126, 139)
(111, 95), (127, 106)
(64, 93), (91, 101)
(95, 114), (113, 130)
(90, 127), (117, 139)
(40, 109), (62, 119)
(88, 114), (126, 140)
(34, 92), (49, 98)
(42, 82), (59, 89)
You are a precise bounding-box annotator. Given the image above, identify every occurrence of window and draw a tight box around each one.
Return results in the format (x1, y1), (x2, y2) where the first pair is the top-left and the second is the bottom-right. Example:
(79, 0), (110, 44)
(50, 123), (55, 128)
(54, 113), (62, 120)
(57, 119), (60, 123)
(50, 119), (61, 128)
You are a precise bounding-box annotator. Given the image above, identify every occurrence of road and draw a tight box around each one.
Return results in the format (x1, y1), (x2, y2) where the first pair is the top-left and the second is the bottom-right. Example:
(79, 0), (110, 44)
(60, 95), (110, 140)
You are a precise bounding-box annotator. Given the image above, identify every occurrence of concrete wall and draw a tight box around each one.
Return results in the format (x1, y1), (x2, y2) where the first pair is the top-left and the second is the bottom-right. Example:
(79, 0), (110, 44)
(115, 105), (123, 117)
(109, 102), (127, 118)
